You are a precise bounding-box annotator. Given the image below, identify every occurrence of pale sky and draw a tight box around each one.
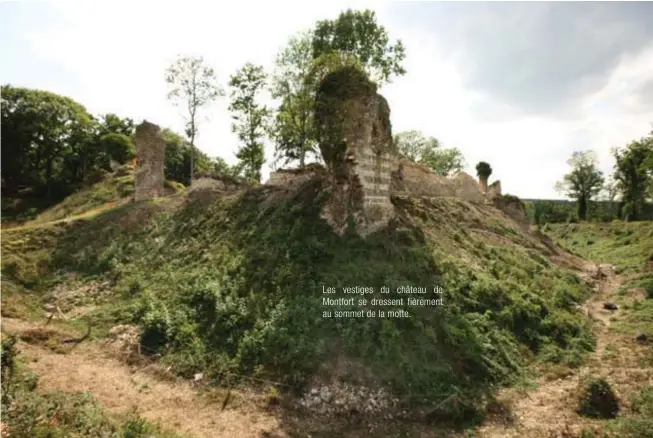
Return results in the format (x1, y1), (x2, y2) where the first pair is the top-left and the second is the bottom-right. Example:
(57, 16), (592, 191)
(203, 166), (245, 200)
(2, 1), (652, 199)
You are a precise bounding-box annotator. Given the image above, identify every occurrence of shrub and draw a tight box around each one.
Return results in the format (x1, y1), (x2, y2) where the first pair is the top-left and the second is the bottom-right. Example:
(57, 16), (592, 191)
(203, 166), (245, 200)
(98, 133), (135, 165)
(1, 333), (18, 381)
(641, 277), (653, 299)
(577, 377), (620, 419)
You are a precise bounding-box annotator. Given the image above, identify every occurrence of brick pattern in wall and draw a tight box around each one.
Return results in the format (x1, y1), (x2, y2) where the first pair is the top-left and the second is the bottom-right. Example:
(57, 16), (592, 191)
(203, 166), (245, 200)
(354, 145), (395, 211)
(390, 160), (486, 203)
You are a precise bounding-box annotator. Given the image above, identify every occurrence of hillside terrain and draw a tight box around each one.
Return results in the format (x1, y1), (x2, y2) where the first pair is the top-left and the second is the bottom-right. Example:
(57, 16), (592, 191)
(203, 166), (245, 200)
(1, 172), (652, 438)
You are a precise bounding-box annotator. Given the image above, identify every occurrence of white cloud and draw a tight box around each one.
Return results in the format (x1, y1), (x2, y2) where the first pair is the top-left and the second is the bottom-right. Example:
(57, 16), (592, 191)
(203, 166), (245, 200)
(18, 1), (390, 174)
(6, 1), (653, 198)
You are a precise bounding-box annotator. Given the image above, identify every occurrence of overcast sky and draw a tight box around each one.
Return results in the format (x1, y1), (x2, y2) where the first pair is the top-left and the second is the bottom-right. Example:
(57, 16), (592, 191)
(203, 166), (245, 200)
(2, 1), (652, 199)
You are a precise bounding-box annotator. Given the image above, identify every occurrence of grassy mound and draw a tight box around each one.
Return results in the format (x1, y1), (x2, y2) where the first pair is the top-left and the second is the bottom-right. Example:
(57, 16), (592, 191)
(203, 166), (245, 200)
(545, 221), (653, 274)
(11, 170), (185, 227)
(1, 176), (596, 421)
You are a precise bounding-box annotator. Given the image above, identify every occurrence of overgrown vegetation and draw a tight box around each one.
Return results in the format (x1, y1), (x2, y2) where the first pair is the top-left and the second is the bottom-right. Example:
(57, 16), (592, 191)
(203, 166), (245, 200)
(1, 85), (231, 224)
(543, 220), (653, 437)
(1, 175), (599, 424)
(545, 221), (653, 274)
(576, 377), (620, 419)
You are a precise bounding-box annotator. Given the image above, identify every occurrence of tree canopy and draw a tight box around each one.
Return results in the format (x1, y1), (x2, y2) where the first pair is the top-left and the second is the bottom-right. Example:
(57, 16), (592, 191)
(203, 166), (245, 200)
(270, 30), (319, 169)
(555, 151), (605, 221)
(1, 84), (230, 201)
(228, 63), (270, 183)
(612, 131), (653, 220)
(475, 162), (493, 180)
(312, 9), (406, 85)
(394, 130), (466, 177)
(165, 56), (224, 183)
(1, 85), (96, 197)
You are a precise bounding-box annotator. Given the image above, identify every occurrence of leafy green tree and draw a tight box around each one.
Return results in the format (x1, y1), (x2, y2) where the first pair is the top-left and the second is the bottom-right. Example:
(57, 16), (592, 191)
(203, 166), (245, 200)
(600, 175), (620, 220)
(394, 130), (465, 177)
(312, 9), (406, 85)
(270, 30), (318, 169)
(228, 63), (270, 183)
(97, 133), (135, 165)
(96, 113), (135, 137)
(475, 162), (493, 193)
(425, 148), (465, 177)
(1, 85), (96, 196)
(270, 31), (364, 169)
(165, 56), (224, 184)
(612, 132), (653, 220)
(394, 130), (427, 161)
(555, 151), (604, 221)
(161, 128), (217, 185)
(210, 157), (239, 178)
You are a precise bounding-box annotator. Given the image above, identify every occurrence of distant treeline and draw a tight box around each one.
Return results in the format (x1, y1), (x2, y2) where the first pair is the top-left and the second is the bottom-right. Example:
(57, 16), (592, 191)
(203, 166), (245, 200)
(1, 85), (236, 201)
(524, 199), (653, 224)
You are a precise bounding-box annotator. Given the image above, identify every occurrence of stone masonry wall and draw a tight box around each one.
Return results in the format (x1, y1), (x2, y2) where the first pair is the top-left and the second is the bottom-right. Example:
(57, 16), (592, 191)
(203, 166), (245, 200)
(267, 167), (324, 187)
(390, 160), (485, 202)
(276, 66), (502, 235)
(351, 95), (395, 232)
(487, 180), (502, 200)
(315, 67), (396, 235)
(134, 121), (165, 201)
(452, 172), (486, 202)
(391, 160), (456, 197)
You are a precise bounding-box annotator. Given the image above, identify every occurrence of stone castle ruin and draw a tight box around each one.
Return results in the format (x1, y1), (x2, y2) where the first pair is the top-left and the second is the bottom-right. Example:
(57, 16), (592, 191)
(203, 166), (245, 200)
(314, 67), (396, 235)
(134, 121), (165, 201)
(129, 68), (519, 234)
(268, 66), (509, 235)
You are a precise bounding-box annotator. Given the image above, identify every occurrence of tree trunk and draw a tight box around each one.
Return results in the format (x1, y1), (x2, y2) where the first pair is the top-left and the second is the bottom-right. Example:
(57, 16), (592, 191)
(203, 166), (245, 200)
(299, 147), (306, 168)
(578, 197), (587, 221)
(190, 132), (195, 186)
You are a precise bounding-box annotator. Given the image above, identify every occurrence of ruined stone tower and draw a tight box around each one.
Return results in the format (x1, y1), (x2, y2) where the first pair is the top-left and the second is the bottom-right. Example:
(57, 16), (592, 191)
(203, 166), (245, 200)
(134, 121), (165, 201)
(315, 66), (396, 235)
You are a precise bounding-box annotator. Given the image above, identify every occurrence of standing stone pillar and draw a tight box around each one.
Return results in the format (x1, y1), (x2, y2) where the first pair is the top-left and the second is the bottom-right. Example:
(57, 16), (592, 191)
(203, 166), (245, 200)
(479, 177), (488, 194)
(315, 66), (395, 236)
(134, 121), (165, 201)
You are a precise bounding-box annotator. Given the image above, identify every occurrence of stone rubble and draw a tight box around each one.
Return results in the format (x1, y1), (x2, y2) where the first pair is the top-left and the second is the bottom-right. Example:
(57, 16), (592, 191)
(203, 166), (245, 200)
(297, 382), (400, 416)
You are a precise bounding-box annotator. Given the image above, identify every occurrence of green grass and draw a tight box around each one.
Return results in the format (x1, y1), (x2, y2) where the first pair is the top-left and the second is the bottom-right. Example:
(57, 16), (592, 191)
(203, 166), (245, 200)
(14, 170), (185, 227)
(1, 176), (599, 424)
(546, 221), (653, 338)
(545, 221), (653, 437)
(545, 221), (653, 273)
(589, 386), (653, 438)
(1, 195), (62, 225)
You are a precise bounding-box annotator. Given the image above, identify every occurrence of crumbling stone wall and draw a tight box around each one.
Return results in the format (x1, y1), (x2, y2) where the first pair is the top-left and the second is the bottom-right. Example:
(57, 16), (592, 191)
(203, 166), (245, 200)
(268, 66), (514, 235)
(267, 165), (326, 187)
(453, 172), (486, 202)
(390, 160), (485, 202)
(391, 160), (456, 197)
(487, 180), (502, 200)
(134, 121), (165, 201)
(493, 194), (530, 228)
(315, 66), (395, 235)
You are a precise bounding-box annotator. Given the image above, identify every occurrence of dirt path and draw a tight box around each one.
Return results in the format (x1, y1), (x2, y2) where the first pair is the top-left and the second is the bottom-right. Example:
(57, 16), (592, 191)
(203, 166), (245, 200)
(475, 263), (653, 438)
(1, 318), (288, 438)
(3, 260), (650, 438)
